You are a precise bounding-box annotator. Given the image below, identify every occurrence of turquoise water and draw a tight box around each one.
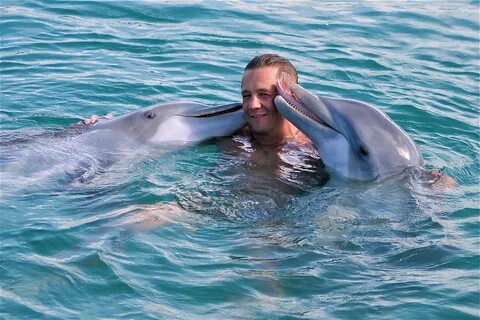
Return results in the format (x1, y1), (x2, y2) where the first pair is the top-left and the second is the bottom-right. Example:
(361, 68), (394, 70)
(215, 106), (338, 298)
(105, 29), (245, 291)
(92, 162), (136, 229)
(1, 0), (479, 319)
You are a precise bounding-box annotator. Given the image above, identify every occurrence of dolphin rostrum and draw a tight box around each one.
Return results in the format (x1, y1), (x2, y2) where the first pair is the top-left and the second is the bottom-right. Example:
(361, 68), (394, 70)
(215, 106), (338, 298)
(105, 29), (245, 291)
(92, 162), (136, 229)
(274, 82), (423, 181)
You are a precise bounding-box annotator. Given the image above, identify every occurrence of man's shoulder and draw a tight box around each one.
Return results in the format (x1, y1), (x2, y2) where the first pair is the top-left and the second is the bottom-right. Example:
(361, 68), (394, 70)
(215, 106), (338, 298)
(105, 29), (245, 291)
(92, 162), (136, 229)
(292, 130), (313, 146)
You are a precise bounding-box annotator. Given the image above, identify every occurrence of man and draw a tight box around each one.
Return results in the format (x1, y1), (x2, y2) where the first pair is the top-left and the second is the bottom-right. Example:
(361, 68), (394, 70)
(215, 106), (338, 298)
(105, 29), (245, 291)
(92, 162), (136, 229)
(236, 54), (311, 146)
(87, 55), (321, 229)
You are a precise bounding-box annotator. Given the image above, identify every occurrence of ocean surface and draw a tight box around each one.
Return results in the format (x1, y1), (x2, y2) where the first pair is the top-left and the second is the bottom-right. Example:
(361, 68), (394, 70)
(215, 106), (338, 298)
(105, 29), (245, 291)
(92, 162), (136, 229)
(1, 1), (479, 319)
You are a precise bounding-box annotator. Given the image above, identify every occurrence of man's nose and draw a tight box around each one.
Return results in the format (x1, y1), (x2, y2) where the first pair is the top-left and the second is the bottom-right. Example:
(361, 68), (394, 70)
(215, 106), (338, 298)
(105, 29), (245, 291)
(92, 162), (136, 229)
(248, 96), (261, 109)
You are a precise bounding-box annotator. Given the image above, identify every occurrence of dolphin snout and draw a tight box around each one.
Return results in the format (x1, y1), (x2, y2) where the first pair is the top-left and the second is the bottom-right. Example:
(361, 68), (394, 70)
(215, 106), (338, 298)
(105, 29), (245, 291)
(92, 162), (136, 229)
(276, 81), (302, 108)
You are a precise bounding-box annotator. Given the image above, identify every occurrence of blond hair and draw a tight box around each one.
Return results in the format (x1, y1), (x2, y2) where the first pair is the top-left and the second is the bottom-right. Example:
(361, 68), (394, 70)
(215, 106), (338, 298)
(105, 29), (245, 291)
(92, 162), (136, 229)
(244, 54), (298, 86)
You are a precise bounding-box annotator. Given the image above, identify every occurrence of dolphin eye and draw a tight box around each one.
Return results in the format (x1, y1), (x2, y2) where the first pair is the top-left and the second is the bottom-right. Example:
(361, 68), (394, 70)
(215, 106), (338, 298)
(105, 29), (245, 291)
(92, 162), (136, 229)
(144, 111), (156, 119)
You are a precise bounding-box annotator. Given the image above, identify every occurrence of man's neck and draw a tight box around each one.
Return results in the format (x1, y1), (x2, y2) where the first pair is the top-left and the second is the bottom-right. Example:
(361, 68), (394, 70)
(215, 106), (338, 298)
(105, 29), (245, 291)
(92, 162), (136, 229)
(252, 132), (284, 146)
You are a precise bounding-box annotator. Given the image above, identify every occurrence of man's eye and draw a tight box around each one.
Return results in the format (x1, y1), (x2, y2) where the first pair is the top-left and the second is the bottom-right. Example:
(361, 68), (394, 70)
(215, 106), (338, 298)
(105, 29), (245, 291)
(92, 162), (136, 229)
(260, 93), (272, 98)
(242, 95), (251, 100)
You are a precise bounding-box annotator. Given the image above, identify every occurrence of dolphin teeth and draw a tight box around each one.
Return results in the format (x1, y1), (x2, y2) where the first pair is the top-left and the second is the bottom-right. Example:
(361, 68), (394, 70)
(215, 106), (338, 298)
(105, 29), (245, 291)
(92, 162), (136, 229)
(284, 97), (315, 120)
(191, 104), (242, 118)
(194, 109), (232, 118)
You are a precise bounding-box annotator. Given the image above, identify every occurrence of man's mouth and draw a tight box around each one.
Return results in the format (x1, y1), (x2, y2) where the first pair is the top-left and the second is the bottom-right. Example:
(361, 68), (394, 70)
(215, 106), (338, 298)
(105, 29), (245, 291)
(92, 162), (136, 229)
(250, 114), (266, 119)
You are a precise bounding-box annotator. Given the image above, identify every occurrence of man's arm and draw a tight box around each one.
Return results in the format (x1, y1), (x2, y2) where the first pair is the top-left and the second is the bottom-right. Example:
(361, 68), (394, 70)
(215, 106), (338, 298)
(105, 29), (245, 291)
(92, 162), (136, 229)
(429, 170), (458, 189)
(80, 113), (113, 125)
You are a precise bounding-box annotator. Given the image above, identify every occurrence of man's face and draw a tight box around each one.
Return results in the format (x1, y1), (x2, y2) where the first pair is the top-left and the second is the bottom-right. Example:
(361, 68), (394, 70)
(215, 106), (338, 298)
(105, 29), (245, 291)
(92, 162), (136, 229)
(241, 66), (284, 136)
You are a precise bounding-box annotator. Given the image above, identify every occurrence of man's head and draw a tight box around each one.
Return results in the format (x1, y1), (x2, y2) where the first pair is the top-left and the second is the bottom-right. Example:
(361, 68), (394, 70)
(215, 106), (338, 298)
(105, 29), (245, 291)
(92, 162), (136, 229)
(241, 54), (298, 142)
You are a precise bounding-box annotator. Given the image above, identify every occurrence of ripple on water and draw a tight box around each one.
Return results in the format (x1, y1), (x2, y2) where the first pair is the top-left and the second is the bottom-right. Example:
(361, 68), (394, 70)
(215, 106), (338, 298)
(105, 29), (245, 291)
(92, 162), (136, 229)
(0, 0), (479, 319)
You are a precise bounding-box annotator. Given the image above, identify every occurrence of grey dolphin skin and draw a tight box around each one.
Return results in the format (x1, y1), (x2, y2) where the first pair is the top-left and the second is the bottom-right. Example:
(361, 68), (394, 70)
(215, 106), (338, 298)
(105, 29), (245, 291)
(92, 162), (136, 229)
(274, 83), (424, 181)
(0, 102), (246, 194)
(91, 101), (246, 143)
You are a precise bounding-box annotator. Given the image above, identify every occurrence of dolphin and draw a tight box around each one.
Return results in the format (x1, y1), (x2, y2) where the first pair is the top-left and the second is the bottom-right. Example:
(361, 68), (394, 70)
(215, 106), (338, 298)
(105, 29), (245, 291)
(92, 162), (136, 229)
(0, 101), (246, 193)
(89, 101), (246, 143)
(274, 83), (424, 181)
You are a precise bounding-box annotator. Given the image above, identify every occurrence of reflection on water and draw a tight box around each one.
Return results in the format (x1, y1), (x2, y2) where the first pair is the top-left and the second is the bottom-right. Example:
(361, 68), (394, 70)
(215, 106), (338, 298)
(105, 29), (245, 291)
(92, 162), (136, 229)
(175, 136), (330, 220)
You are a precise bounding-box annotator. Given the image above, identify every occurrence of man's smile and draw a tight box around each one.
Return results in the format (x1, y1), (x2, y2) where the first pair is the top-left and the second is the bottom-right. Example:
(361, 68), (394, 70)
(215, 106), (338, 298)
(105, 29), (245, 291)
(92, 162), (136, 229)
(250, 113), (267, 119)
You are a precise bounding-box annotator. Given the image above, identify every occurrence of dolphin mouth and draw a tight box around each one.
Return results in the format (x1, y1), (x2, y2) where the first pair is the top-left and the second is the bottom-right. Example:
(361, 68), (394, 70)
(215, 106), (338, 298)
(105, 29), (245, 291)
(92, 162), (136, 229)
(184, 103), (243, 118)
(276, 82), (320, 122)
(276, 82), (344, 138)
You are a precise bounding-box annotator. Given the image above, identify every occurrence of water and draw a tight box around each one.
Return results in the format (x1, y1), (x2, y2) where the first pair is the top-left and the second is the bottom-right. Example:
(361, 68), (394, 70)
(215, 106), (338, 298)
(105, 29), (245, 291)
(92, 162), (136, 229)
(1, 1), (479, 319)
